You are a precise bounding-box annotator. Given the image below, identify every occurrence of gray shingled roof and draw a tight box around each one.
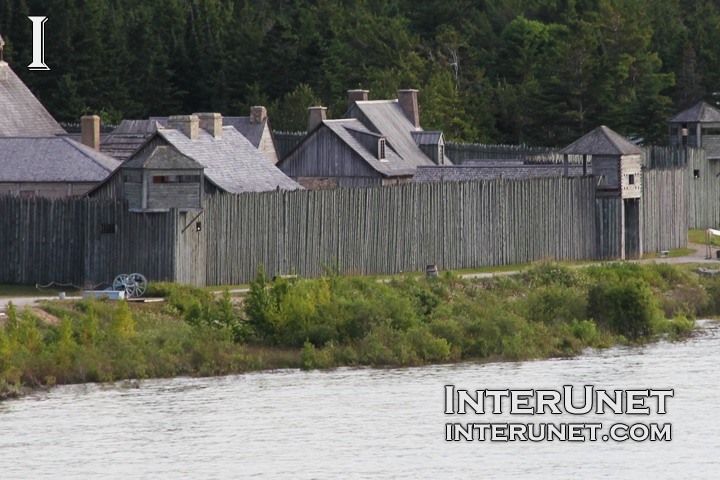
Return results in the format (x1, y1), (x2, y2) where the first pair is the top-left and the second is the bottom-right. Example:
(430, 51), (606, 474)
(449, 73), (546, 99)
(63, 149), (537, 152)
(0, 61), (66, 136)
(157, 127), (302, 193)
(668, 101), (720, 123)
(0, 137), (120, 182)
(147, 116), (267, 147)
(222, 117), (266, 147)
(413, 164), (585, 183)
(100, 134), (151, 161)
(104, 117), (267, 160)
(323, 119), (416, 176)
(559, 126), (643, 155)
(348, 100), (436, 167)
(97, 120), (165, 161)
(123, 145), (203, 170)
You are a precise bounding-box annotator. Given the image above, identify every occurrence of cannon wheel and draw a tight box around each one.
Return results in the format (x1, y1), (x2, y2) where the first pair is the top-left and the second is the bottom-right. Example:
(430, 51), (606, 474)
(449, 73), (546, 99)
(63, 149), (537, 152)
(127, 273), (147, 298)
(112, 273), (148, 298)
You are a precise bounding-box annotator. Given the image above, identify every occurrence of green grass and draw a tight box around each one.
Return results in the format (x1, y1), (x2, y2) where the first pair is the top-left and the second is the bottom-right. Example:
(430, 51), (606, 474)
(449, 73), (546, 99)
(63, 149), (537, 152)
(689, 229), (720, 246)
(0, 284), (80, 298)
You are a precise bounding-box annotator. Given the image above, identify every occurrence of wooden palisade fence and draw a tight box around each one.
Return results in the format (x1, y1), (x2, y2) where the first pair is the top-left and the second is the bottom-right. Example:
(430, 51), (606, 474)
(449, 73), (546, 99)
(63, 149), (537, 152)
(1, 171), (688, 287)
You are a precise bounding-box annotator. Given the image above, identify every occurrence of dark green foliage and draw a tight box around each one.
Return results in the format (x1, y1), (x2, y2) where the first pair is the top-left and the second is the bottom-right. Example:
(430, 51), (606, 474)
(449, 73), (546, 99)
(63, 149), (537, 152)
(0, 0), (717, 144)
(1, 262), (709, 394)
(588, 278), (662, 339)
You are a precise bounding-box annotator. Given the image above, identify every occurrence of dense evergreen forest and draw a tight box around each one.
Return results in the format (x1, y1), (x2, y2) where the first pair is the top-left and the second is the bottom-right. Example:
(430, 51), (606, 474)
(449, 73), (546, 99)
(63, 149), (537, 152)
(2, 0), (720, 146)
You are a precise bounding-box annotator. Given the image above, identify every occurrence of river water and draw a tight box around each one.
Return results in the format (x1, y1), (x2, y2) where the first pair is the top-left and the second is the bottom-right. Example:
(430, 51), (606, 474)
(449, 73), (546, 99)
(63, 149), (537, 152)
(1, 321), (719, 479)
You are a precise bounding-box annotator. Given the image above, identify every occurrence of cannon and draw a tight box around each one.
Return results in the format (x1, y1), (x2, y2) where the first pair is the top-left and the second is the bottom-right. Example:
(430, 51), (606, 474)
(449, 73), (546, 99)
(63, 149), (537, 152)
(112, 273), (148, 298)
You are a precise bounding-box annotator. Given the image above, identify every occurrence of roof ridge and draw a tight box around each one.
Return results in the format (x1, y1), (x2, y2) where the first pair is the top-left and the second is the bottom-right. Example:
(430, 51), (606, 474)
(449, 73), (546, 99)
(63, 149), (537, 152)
(356, 99), (397, 104)
(599, 126), (623, 155)
(63, 138), (117, 172)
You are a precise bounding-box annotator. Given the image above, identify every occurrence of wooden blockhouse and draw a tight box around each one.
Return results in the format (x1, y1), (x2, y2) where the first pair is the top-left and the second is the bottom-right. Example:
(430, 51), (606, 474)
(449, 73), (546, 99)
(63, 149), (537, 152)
(119, 145), (204, 212)
(560, 126), (644, 260)
(668, 101), (720, 159)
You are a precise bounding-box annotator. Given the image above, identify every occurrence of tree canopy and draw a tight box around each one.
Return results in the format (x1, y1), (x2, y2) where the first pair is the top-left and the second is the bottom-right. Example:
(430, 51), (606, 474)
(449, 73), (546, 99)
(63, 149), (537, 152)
(1, 0), (718, 145)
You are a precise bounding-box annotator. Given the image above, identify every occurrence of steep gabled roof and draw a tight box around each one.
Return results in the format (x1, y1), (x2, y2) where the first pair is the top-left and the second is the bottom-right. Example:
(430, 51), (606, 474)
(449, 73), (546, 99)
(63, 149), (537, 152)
(347, 100), (436, 167)
(0, 137), (120, 182)
(123, 145), (202, 170)
(668, 101), (720, 123)
(157, 126), (301, 193)
(0, 61), (65, 136)
(559, 126), (643, 155)
(323, 119), (415, 177)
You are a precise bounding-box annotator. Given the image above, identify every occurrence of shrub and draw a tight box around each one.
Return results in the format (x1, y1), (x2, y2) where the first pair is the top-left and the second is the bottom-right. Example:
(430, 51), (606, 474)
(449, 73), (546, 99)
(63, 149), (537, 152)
(588, 278), (662, 339)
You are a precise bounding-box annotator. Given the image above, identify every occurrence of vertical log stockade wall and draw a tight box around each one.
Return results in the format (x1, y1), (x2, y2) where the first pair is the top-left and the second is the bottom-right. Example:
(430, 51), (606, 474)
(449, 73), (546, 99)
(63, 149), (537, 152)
(1, 171), (689, 287)
(0, 197), (176, 286)
(200, 177), (597, 286)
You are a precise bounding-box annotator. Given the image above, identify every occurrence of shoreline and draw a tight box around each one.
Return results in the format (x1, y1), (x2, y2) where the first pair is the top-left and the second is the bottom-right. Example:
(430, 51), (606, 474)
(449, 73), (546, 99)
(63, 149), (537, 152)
(1, 261), (716, 402)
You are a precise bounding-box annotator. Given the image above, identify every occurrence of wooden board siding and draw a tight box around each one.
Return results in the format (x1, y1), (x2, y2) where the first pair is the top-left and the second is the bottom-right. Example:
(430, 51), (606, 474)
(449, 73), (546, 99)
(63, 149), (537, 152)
(280, 126), (380, 179)
(175, 210), (207, 286)
(701, 135), (720, 158)
(147, 183), (201, 210)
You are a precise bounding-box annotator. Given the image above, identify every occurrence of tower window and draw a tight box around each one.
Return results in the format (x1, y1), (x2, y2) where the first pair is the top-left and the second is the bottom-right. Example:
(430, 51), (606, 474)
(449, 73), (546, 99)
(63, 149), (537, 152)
(628, 174), (635, 185)
(694, 169), (700, 179)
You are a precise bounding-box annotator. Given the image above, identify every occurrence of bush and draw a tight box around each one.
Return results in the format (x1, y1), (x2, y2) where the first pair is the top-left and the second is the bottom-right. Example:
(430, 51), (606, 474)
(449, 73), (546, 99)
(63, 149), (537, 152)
(588, 278), (662, 339)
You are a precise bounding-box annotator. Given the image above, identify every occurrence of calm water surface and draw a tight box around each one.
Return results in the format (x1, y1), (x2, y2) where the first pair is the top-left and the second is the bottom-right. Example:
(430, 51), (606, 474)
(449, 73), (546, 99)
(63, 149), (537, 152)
(2, 321), (719, 479)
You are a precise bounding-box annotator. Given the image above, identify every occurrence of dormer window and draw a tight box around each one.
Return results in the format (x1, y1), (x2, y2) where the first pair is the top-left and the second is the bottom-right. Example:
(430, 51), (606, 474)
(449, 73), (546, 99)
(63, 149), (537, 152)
(378, 138), (386, 160)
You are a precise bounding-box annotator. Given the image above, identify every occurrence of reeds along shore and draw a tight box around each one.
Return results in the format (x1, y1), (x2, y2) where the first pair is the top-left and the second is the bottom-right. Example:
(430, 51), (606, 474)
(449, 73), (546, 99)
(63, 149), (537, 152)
(0, 261), (713, 397)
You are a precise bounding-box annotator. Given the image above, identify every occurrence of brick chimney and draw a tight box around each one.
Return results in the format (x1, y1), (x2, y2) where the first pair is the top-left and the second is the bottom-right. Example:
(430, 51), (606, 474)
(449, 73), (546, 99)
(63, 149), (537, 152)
(398, 89), (420, 128)
(307, 106), (327, 132)
(167, 115), (199, 140)
(196, 112), (222, 138)
(250, 106), (268, 124)
(347, 89), (369, 111)
(81, 115), (101, 151)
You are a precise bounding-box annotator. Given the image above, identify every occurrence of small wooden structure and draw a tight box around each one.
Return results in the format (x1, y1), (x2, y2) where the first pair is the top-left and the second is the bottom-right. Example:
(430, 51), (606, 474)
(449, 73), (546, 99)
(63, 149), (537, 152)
(668, 101), (720, 159)
(119, 145), (204, 212)
(560, 126), (644, 260)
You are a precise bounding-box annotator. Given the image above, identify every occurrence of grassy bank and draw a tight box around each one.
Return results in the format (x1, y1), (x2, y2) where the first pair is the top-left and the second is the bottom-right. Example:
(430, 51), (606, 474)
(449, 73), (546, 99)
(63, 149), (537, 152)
(1, 261), (716, 398)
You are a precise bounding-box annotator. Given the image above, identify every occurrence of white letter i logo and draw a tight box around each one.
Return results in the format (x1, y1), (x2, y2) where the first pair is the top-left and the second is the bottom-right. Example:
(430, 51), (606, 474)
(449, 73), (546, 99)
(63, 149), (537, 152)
(28, 16), (50, 70)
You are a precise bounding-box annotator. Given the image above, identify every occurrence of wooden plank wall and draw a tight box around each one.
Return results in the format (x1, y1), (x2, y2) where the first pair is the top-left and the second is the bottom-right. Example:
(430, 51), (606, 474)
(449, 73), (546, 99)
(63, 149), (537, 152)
(83, 204), (177, 287)
(685, 148), (720, 229)
(202, 177), (598, 285)
(595, 197), (623, 259)
(445, 142), (559, 164)
(0, 196), (86, 285)
(643, 168), (688, 253)
(0, 196), (177, 287)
